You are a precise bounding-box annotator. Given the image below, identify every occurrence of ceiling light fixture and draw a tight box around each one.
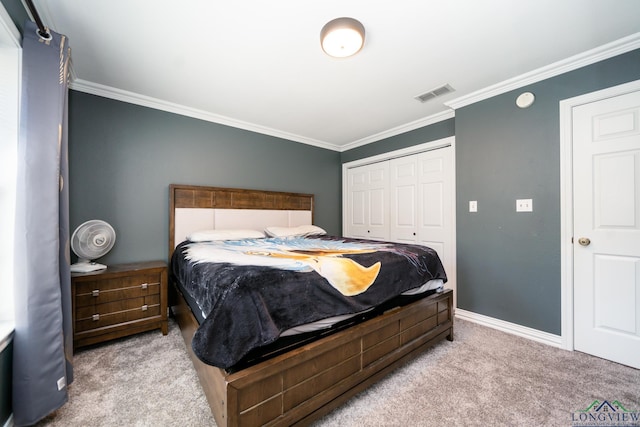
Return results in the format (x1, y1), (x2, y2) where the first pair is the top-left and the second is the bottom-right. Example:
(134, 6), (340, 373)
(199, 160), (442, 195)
(320, 17), (365, 58)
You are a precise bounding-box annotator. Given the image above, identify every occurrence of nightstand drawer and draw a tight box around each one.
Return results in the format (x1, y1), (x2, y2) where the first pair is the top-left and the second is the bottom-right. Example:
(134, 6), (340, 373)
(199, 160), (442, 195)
(71, 261), (168, 348)
(75, 280), (160, 307)
(76, 296), (161, 332)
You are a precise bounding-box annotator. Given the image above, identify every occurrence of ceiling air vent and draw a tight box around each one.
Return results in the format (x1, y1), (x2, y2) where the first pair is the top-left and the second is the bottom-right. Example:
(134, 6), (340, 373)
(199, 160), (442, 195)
(414, 84), (455, 103)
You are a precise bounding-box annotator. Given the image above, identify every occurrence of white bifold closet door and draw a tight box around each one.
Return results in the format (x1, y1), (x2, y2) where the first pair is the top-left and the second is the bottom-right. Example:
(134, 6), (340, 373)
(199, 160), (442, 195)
(345, 144), (455, 303)
(389, 148), (454, 279)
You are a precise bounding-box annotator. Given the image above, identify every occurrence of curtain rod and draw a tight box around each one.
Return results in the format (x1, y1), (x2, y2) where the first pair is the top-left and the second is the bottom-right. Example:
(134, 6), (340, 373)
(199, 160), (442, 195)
(24, 0), (51, 39)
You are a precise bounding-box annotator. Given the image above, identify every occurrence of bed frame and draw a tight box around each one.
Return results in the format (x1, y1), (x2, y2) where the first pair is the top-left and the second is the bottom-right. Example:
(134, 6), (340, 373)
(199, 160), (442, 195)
(168, 184), (454, 427)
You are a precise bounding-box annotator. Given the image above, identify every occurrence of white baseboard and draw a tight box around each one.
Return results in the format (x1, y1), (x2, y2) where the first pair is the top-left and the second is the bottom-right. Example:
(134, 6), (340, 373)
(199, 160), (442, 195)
(455, 308), (563, 348)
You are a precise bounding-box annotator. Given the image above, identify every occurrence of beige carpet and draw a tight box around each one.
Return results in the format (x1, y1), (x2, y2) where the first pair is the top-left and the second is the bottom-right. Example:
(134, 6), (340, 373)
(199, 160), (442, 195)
(35, 317), (639, 427)
(36, 319), (214, 427)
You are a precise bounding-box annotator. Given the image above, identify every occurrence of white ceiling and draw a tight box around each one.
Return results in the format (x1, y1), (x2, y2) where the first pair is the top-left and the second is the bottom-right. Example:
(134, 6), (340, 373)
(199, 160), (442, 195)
(32, 0), (640, 151)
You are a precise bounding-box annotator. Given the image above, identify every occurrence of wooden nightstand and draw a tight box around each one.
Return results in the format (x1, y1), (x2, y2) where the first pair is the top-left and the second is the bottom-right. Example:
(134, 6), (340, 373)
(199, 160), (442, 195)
(71, 260), (168, 349)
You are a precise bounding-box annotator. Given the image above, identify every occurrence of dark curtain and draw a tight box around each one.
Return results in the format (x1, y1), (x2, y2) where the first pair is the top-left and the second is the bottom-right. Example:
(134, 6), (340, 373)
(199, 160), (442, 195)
(13, 20), (73, 426)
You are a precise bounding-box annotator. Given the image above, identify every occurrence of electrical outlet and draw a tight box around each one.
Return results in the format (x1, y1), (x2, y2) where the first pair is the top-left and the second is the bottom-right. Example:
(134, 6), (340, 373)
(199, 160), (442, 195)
(516, 199), (533, 212)
(469, 201), (477, 212)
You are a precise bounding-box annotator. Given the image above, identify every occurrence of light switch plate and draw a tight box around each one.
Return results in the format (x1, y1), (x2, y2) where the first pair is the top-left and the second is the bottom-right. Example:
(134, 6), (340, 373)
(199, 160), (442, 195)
(469, 201), (477, 212)
(516, 199), (533, 212)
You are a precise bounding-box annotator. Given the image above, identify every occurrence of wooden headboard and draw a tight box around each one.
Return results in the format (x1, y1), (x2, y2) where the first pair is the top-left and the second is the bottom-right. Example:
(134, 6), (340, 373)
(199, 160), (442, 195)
(169, 184), (314, 260)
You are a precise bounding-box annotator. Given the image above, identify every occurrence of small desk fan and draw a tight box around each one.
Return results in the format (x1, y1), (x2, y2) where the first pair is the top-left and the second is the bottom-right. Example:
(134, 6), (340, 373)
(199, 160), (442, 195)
(70, 220), (116, 273)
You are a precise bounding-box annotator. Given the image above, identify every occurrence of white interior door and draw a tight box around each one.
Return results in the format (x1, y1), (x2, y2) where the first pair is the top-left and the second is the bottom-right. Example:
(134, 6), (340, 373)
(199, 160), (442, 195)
(573, 89), (640, 369)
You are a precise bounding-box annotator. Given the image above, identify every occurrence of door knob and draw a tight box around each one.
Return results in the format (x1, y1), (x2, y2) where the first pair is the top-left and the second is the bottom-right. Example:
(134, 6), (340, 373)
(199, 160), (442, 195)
(578, 237), (591, 246)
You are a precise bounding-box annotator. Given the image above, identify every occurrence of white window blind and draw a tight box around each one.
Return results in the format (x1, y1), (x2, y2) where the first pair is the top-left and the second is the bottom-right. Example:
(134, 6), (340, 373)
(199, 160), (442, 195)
(0, 6), (21, 324)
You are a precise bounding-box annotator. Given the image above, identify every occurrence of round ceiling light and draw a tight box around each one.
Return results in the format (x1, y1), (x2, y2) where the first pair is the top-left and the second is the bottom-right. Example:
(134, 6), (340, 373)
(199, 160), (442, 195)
(320, 17), (365, 58)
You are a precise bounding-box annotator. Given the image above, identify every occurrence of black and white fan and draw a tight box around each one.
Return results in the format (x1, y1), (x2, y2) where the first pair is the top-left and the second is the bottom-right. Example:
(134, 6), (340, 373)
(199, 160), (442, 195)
(70, 220), (116, 273)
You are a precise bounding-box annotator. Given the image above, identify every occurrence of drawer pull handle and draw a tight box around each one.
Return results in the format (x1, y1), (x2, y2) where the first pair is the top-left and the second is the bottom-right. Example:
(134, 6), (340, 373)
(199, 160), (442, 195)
(92, 314), (100, 321)
(92, 290), (100, 297)
(141, 305), (148, 311)
(141, 283), (148, 290)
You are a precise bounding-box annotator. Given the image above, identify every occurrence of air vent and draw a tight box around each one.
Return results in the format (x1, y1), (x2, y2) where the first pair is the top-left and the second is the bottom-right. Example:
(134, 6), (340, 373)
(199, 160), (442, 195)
(414, 84), (455, 103)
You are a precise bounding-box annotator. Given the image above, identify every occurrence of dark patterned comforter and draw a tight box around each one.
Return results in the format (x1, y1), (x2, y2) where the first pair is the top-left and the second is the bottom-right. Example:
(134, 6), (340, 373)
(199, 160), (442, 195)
(171, 235), (447, 369)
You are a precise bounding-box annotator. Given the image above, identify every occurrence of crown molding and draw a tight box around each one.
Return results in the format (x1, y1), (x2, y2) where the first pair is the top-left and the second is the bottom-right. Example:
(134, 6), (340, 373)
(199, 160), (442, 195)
(339, 109), (455, 152)
(69, 79), (341, 151)
(68, 33), (639, 152)
(445, 32), (640, 110)
(71, 76), (454, 152)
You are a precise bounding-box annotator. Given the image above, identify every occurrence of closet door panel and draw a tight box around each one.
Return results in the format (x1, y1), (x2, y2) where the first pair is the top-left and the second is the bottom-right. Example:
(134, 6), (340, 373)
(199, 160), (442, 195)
(421, 182), (444, 228)
(390, 157), (418, 243)
(366, 163), (389, 240)
(347, 167), (368, 238)
(417, 148), (453, 288)
(345, 162), (389, 240)
(349, 189), (368, 238)
(365, 187), (386, 240)
(396, 186), (415, 225)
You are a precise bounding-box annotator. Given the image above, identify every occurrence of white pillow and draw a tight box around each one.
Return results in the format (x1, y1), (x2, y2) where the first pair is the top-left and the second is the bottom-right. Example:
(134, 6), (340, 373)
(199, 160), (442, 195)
(188, 229), (265, 242)
(264, 225), (327, 238)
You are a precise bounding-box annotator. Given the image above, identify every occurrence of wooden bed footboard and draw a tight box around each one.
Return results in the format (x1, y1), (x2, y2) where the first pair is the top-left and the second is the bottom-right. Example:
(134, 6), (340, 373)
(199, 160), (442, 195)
(171, 282), (454, 427)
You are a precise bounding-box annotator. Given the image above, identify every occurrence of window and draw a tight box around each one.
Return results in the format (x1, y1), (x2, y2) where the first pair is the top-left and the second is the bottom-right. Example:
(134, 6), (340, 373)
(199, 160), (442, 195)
(0, 6), (21, 324)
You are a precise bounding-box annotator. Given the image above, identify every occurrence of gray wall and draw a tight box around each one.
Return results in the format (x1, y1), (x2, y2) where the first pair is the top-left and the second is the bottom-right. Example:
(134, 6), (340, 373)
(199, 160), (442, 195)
(340, 118), (455, 163)
(0, 0), (27, 33)
(342, 49), (640, 335)
(455, 49), (639, 334)
(68, 92), (342, 265)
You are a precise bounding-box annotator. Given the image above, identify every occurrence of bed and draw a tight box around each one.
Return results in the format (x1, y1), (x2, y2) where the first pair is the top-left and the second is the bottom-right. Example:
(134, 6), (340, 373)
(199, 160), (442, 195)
(168, 184), (454, 426)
